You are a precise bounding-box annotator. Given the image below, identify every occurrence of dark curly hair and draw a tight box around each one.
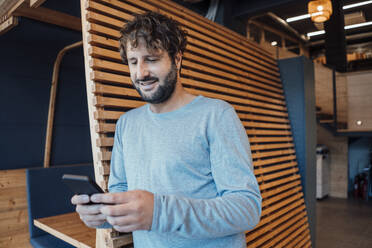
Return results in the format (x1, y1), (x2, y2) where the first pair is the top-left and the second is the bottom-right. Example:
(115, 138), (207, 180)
(119, 12), (188, 64)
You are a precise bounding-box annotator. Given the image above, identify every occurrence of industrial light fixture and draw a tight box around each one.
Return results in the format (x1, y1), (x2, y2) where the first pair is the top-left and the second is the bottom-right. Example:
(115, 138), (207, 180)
(271, 41), (278, 46)
(308, 0), (333, 23)
(307, 21), (372, 37)
(287, 1), (372, 23)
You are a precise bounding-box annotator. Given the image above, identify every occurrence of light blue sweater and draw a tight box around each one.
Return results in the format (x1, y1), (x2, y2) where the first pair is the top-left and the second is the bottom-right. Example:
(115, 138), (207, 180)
(108, 95), (261, 248)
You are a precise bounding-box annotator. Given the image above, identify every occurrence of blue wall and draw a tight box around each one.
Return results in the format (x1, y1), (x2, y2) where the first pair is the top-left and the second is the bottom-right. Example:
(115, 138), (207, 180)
(0, 17), (92, 170)
(348, 137), (372, 193)
(278, 56), (317, 246)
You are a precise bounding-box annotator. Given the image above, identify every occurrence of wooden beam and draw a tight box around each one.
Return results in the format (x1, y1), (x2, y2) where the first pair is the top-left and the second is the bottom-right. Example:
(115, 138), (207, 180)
(43, 41), (83, 168)
(30, 0), (46, 8)
(0, 16), (18, 35)
(14, 6), (81, 31)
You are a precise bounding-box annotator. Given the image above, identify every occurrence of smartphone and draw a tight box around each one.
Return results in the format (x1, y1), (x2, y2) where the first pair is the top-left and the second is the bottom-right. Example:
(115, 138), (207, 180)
(62, 174), (104, 196)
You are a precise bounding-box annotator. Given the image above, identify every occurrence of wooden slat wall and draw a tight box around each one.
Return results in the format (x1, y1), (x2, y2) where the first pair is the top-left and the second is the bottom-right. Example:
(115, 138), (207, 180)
(80, 0), (312, 247)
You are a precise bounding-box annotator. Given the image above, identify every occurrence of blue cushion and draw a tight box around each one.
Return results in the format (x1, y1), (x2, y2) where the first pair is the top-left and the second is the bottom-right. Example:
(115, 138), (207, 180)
(26, 164), (95, 239)
(30, 234), (76, 248)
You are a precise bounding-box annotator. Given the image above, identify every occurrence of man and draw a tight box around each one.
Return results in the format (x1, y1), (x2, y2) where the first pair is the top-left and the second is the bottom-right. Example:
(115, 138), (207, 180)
(72, 12), (261, 248)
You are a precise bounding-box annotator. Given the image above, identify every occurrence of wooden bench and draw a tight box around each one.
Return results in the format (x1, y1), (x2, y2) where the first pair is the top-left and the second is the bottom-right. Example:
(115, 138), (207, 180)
(80, 0), (312, 247)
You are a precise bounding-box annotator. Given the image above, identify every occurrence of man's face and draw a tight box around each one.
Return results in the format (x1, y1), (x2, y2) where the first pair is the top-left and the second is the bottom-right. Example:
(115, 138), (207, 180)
(126, 38), (178, 104)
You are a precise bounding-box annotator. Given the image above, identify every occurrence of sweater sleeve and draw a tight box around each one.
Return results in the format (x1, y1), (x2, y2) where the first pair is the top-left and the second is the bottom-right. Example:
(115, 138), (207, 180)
(108, 116), (128, 193)
(150, 107), (262, 239)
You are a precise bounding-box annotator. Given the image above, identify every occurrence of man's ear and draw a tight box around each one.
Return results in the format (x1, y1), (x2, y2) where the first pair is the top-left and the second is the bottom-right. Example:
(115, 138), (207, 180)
(174, 52), (182, 70)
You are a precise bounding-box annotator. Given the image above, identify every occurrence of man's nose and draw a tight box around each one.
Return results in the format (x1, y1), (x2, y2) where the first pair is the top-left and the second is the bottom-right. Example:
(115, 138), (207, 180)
(137, 62), (150, 80)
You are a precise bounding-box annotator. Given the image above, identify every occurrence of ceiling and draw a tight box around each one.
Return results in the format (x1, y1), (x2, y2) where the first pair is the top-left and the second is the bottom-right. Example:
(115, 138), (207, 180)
(180, 0), (372, 71)
(234, 0), (372, 55)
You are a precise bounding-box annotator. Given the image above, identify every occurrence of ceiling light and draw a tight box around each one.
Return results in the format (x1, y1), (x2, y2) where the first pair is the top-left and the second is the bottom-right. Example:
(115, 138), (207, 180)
(307, 21), (372, 37)
(307, 30), (326, 37)
(343, 0), (372, 10)
(271, 41), (278, 46)
(287, 1), (372, 23)
(356, 120), (363, 126)
(345, 21), (372, 29)
(308, 0), (333, 23)
(286, 14), (311, 22)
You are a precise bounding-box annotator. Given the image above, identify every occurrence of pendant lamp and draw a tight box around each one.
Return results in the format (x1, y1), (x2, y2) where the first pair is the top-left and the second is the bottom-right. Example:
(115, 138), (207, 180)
(308, 0), (333, 23)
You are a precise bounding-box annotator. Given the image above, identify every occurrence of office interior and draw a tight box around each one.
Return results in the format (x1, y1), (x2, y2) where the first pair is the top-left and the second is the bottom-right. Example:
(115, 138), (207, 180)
(1, 0), (372, 247)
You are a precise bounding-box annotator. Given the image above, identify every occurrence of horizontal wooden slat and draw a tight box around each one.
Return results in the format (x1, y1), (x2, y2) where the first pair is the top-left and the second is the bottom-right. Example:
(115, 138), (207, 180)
(251, 143), (294, 151)
(260, 180), (301, 199)
(259, 174), (300, 191)
(96, 137), (114, 147)
(252, 149), (295, 159)
(94, 96), (144, 109)
(254, 155), (296, 167)
(242, 121), (290, 129)
(262, 186), (302, 207)
(256, 167), (298, 183)
(255, 161), (298, 174)
(94, 110), (124, 120)
(261, 192), (303, 216)
(249, 136), (292, 143)
(247, 129), (292, 136)
(185, 88), (287, 111)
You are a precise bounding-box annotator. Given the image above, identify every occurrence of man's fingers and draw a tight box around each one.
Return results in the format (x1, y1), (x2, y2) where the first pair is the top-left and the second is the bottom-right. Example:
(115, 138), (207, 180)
(91, 192), (133, 204)
(81, 213), (107, 222)
(76, 204), (103, 215)
(113, 224), (139, 233)
(71, 194), (90, 205)
(106, 213), (138, 227)
(100, 203), (132, 216)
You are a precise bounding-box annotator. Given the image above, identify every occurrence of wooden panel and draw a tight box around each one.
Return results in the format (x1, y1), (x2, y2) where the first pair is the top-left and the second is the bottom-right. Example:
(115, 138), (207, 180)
(0, 169), (31, 248)
(80, 0), (312, 246)
(34, 212), (95, 248)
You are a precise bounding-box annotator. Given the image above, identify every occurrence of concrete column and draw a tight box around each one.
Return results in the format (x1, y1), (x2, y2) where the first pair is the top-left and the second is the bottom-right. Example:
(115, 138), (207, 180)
(278, 56), (317, 246)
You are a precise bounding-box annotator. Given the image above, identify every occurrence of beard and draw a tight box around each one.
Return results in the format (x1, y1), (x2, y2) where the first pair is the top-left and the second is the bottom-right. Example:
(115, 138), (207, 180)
(132, 62), (178, 104)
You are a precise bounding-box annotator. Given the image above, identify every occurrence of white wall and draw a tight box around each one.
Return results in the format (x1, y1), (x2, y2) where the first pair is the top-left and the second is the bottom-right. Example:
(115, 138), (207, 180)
(345, 70), (372, 131)
(317, 125), (348, 198)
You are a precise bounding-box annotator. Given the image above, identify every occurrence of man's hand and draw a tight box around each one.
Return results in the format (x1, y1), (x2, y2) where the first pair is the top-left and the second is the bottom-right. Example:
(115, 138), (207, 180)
(71, 194), (106, 228)
(92, 190), (154, 233)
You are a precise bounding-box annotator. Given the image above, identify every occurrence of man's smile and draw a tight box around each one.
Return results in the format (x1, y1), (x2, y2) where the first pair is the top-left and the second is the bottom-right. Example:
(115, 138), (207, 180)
(139, 79), (158, 91)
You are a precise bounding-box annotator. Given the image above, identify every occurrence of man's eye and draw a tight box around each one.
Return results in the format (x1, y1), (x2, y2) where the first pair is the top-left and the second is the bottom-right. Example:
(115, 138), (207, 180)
(129, 61), (137, 65)
(147, 58), (158, 62)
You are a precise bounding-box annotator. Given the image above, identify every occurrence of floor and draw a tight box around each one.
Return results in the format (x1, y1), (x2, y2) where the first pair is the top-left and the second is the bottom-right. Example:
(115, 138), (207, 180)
(316, 197), (372, 248)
